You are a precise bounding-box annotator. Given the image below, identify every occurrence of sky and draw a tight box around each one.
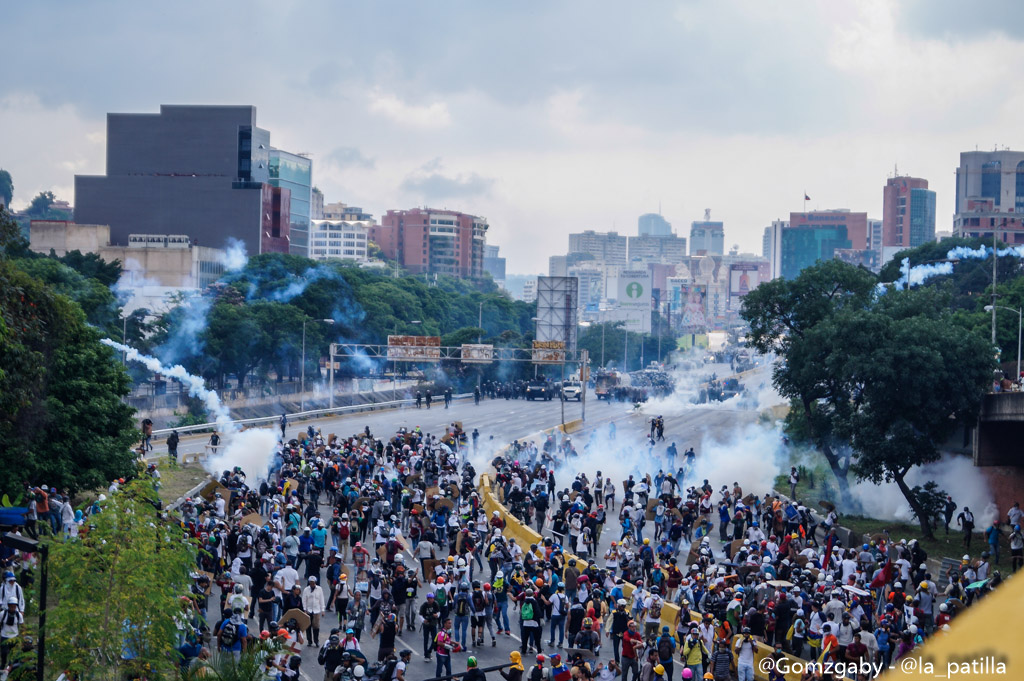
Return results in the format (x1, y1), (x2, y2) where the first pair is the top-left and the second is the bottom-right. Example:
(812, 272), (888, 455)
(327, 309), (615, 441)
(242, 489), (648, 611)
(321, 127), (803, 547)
(4, 0), (1024, 273)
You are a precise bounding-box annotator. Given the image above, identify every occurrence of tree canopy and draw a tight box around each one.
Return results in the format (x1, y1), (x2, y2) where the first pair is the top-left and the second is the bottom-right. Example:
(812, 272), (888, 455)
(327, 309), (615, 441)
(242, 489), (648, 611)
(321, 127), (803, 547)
(0, 210), (137, 495)
(742, 260), (995, 536)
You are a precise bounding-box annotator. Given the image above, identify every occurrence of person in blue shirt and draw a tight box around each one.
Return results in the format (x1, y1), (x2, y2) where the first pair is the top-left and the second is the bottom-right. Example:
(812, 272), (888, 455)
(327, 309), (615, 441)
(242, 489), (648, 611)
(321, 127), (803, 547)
(214, 608), (249, 660)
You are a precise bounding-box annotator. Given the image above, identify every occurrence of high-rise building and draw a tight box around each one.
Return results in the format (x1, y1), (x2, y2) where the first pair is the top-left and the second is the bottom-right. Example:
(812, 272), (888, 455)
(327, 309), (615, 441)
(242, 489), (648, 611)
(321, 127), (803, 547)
(782, 210), (868, 279)
(882, 176), (935, 249)
(627, 233), (687, 264)
(954, 150), (1024, 244)
(690, 213), (724, 256)
(309, 220), (370, 261)
(268, 149), (312, 257)
(638, 213), (672, 236)
(369, 208), (487, 278)
(567, 230), (627, 265)
(483, 244), (506, 285)
(762, 220), (787, 280)
(75, 105), (300, 256)
(522, 279), (537, 303)
(310, 187), (324, 220)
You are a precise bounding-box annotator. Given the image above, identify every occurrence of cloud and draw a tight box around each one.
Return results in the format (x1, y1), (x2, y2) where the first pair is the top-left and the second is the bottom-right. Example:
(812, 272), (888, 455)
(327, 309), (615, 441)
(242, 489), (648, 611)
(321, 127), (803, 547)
(399, 161), (495, 200)
(327, 146), (376, 169)
(368, 91), (451, 129)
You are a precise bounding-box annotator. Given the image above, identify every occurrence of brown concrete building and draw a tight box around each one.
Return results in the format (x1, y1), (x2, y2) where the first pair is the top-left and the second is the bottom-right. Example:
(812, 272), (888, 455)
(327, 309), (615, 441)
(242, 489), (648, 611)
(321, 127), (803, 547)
(369, 208), (487, 278)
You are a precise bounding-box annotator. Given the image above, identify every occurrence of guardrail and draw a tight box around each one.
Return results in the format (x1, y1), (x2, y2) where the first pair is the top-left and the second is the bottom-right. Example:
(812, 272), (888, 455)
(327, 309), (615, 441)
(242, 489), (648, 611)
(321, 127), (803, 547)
(152, 392), (473, 438)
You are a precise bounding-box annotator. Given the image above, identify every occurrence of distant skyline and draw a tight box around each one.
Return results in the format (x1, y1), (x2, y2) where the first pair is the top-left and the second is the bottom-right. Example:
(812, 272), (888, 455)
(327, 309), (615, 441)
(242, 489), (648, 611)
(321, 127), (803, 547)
(4, 1), (1024, 272)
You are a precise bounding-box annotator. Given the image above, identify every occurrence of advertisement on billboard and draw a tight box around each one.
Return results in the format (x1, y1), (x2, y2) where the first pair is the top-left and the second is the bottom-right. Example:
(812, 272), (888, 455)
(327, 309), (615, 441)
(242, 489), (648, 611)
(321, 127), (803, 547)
(679, 284), (708, 332)
(387, 335), (442, 362)
(532, 340), (565, 364)
(617, 270), (651, 310)
(460, 344), (494, 363)
(728, 263), (762, 310)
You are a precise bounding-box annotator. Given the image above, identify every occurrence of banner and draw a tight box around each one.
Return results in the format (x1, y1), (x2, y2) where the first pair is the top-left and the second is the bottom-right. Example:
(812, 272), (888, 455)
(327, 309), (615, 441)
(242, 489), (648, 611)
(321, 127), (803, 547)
(617, 270), (651, 311)
(532, 340), (565, 364)
(460, 344), (494, 363)
(386, 335), (441, 362)
(728, 263), (762, 310)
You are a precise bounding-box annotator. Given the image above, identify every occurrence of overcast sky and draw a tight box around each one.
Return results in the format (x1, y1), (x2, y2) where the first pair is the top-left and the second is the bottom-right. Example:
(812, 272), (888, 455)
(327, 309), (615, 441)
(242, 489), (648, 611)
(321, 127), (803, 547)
(4, 0), (1024, 273)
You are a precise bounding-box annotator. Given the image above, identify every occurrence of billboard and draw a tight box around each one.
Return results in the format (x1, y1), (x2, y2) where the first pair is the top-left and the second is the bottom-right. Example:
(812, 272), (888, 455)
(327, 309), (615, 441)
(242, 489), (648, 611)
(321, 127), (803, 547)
(617, 270), (651, 311)
(728, 263), (762, 310)
(532, 340), (565, 364)
(535, 276), (579, 350)
(679, 284), (708, 332)
(460, 344), (494, 363)
(386, 335), (442, 362)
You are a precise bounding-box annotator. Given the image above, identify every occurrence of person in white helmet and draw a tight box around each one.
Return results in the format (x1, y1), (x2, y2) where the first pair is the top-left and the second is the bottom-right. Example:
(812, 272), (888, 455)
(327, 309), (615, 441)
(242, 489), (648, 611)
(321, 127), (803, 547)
(1, 597), (24, 666)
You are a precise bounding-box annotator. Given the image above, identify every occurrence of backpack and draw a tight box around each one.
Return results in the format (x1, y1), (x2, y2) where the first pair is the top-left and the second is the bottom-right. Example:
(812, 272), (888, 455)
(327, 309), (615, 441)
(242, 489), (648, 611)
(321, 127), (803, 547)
(456, 596), (469, 617)
(529, 666), (545, 681)
(472, 591), (485, 612)
(657, 635), (673, 661)
(435, 589), (447, 606)
(650, 598), (663, 620)
(521, 601), (535, 621)
(379, 659), (398, 681)
(218, 620), (239, 647)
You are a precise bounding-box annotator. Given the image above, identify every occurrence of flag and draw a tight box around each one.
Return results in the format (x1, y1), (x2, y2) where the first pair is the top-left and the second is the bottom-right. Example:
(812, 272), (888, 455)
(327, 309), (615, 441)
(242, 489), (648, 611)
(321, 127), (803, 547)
(870, 560), (893, 589)
(804, 193), (811, 201)
(822, 533), (836, 570)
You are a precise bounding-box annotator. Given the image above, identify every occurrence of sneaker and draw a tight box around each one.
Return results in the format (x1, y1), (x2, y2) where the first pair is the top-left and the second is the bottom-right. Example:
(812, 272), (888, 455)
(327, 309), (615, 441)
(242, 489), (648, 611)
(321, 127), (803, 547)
(492, 638), (497, 647)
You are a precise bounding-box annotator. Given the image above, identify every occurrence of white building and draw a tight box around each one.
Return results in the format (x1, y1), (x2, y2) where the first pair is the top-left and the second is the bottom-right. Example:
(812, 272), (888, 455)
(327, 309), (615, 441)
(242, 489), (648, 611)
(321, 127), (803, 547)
(309, 219), (370, 261)
(522, 279), (537, 303)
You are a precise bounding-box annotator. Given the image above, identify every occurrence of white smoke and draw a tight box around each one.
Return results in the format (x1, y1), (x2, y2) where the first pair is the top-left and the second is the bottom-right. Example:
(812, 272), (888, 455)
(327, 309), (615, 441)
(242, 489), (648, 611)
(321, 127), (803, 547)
(101, 339), (277, 482)
(850, 453), (998, 529)
(218, 238), (249, 272)
(205, 428), (279, 482)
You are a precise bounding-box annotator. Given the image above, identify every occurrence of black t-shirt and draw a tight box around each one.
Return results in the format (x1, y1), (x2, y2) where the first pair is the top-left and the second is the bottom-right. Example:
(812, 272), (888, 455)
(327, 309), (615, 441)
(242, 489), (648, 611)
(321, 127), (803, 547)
(380, 622), (397, 649)
(258, 587), (275, 613)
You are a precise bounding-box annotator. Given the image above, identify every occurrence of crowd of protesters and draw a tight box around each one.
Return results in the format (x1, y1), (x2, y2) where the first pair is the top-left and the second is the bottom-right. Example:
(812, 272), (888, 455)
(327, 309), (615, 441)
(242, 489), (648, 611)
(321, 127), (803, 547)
(1, 410), (1021, 681)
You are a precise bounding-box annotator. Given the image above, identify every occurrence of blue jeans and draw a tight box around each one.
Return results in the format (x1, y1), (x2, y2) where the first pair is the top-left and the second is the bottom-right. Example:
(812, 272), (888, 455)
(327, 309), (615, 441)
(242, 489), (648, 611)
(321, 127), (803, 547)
(454, 615), (470, 647)
(435, 653), (451, 678)
(497, 601), (510, 631)
(738, 663), (755, 681)
(549, 615), (566, 645)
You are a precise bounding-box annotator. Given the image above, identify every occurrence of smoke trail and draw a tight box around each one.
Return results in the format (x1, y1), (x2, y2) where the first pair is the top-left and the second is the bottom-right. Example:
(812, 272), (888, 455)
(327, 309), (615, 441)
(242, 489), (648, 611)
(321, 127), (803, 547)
(896, 243), (1024, 290)
(101, 339), (277, 481)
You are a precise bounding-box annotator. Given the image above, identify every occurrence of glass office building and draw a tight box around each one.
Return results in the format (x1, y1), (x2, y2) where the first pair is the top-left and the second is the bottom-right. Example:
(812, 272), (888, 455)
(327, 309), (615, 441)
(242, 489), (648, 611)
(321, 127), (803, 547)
(269, 149), (312, 257)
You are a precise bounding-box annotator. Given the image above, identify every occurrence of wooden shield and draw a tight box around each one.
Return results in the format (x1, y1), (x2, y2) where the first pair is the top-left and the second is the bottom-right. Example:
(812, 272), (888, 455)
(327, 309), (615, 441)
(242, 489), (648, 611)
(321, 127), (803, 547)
(423, 558), (441, 582)
(281, 608), (310, 631)
(240, 512), (264, 527)
(447, 483), (461, 499)
(434, 498), (455, 511)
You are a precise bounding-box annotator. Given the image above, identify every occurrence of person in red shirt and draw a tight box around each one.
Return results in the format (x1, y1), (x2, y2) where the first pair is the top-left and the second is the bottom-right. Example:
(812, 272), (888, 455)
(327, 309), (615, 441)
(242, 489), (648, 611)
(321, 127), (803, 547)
(821, 623), (840, 663)
(620, 620), (644, 681)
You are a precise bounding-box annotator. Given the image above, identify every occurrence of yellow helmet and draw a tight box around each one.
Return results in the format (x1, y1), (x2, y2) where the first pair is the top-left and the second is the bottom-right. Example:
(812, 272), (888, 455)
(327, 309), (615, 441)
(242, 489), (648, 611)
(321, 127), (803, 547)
(654, 665), (665, 676)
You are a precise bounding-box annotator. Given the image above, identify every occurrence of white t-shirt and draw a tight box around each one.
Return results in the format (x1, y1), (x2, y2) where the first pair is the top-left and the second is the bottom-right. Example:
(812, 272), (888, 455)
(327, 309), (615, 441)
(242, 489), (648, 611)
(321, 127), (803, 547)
(644, 596), (663, 622)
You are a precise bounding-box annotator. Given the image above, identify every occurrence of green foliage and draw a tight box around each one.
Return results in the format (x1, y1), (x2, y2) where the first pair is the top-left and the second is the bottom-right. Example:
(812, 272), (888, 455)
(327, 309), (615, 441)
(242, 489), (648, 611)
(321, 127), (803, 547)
(0, 169), (12, 206)
(741, 259), (994, 538)
(182, 643), (283, 681)
(48, 480), (197, 680)
(908, 481), (948, 528)
(0, 211), (138, 495)
(15, 255), (121, 331)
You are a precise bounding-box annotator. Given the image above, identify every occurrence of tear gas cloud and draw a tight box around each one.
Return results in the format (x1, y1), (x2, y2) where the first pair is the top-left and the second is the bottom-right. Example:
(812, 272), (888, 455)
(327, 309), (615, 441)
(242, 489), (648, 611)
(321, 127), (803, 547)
(886, 243), (1024, 292)
(850, 454), (998, 529)
(218, 238), (248, 272)
(101, 339), (277, 482)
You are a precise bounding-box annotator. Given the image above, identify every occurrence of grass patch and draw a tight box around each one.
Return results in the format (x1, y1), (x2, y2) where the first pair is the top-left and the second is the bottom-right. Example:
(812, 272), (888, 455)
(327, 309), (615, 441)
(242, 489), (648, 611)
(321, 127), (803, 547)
(157, 462), (209, 504)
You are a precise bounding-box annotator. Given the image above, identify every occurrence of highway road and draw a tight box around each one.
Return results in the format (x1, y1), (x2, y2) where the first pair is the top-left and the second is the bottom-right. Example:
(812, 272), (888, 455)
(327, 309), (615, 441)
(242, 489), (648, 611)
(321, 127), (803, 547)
(184, 364), (773, 680)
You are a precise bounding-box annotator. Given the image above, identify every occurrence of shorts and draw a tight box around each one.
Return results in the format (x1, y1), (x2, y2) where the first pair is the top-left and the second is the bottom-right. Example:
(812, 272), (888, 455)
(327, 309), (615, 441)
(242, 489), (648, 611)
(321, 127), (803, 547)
(472, 615), (486, 627)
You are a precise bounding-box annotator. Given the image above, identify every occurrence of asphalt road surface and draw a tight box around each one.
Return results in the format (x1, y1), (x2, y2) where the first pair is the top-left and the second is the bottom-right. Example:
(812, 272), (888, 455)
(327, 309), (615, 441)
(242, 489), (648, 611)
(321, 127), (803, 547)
(182, 363), (769, 680)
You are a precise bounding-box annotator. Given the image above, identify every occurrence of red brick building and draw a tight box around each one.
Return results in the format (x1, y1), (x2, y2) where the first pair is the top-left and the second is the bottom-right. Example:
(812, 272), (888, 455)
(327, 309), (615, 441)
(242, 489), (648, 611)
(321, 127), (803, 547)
(369, 208), (488, 278)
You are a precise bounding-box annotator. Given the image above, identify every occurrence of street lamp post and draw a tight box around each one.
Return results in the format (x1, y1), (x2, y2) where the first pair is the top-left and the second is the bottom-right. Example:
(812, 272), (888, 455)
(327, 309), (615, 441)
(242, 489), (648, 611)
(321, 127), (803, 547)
(394, 320), (422, 400)
(600, 323), (605, 367)
(301, 318), (335, 411)
(985, 305), (1022, 385)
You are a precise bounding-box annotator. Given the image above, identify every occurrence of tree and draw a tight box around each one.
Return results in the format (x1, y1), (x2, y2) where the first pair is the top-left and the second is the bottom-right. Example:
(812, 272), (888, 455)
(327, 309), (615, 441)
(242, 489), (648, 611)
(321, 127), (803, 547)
(741, 260), (877, 507)
(48, 480), (197, 680)
(0, 211), (138, 494)
(839, 289), (993, 539)
(0, 169), (12, 207)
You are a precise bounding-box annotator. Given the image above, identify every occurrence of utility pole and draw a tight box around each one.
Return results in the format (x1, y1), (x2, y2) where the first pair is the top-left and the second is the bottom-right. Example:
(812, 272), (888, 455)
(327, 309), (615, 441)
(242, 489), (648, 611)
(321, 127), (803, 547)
(992, 226), (999, 345)
(478, 301), (483, 343)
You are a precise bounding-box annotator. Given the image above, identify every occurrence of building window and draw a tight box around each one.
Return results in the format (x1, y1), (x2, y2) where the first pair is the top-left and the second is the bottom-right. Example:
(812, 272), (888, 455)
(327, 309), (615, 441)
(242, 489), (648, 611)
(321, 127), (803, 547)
(982, 161), (1001, 206)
